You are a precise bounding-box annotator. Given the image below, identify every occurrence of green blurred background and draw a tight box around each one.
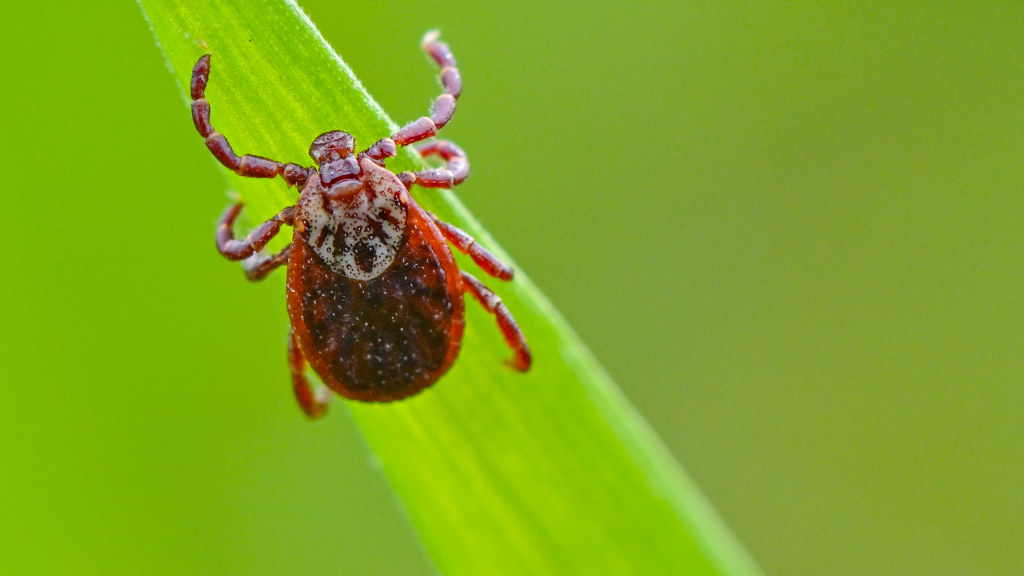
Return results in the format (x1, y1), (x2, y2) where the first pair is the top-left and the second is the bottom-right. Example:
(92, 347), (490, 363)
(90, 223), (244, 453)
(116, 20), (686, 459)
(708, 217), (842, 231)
(3, 1), (1023, 574)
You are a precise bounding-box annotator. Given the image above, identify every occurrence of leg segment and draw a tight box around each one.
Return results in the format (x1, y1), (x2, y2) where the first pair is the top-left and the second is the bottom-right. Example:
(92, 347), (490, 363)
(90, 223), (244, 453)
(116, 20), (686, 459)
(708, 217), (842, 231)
(216, 203), (294, 261)
(399, 140), (469, 189)
(361, 137), (398, 165)
(389, 32), (463, 147)
(244, 244), (291, 281)
(429, 213), (513, 280)
(461, 271), (531, 371)
(191, 55), (310, 186)
(289, 329), (331, 419)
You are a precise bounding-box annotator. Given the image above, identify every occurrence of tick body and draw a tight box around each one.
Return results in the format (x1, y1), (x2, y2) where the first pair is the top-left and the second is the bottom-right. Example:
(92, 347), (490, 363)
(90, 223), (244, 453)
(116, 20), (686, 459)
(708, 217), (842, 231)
(192, 33), (530, 414)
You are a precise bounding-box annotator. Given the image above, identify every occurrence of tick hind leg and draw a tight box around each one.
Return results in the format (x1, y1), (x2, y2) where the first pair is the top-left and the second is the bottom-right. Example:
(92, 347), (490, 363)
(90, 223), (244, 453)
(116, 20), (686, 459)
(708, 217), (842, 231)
(191, 55), (310, 187)
(461, 271), (531, 372)
(289, 329), (331, 419)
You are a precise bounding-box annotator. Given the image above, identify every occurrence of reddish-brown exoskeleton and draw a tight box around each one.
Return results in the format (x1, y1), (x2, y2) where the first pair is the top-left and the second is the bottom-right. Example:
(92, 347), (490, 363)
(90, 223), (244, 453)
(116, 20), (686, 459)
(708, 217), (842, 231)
(190, 32), (530, 416)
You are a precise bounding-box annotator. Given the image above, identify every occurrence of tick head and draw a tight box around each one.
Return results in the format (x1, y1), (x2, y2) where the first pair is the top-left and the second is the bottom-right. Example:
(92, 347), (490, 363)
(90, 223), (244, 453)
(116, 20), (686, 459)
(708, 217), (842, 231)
(311, 131), (361, 186)
(310, 131), (355, 163)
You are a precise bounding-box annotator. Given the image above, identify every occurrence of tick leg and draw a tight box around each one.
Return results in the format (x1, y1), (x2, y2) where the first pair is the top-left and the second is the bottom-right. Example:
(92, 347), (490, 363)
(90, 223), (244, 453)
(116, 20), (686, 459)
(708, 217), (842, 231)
(461, 271), (531, 371)
(428, 213), (513, 281)
(244, 244), (291, 281)
(217, 202), (295, 261)
(399, 140), (469, 189)
(191, 54), (311, 186)
(289, 328), (331, 419)
(390, 32), (462, 148)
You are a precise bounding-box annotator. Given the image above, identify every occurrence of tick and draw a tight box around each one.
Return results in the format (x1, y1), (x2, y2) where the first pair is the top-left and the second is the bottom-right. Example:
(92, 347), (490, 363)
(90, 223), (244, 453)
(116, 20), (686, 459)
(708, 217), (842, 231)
(190, 33), (530, 416)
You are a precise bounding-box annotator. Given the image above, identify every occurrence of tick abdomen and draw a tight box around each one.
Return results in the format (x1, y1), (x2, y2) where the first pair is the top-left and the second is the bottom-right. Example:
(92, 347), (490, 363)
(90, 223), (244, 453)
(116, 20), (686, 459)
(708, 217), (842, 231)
(287, 205), (465, 401)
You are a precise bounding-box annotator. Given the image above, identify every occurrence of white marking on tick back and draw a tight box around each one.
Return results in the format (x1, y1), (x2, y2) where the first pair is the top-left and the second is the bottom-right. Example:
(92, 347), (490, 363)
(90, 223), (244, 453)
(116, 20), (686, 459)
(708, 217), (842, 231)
(299, 160), (409, 280)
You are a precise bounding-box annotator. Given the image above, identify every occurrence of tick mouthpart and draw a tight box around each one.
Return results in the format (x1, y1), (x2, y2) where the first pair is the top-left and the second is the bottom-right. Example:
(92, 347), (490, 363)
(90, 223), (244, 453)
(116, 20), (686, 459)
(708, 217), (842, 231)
(310, 130), (355, 163)
(320, 155), (361, 186)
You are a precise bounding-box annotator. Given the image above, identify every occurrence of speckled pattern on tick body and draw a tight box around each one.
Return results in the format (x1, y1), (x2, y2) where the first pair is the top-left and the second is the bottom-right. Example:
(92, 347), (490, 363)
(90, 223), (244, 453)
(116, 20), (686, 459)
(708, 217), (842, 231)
(190, 32), (530, 416)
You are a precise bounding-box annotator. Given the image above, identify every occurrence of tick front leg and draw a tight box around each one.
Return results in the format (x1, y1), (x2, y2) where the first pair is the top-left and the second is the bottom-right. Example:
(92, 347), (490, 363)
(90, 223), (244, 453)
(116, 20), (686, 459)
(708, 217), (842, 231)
(399, 140), (469, 189)
(429, 213), (513, 280)
(390, 32), (462, 148)
(217, 203), (294, 261)
(191, 55), (311, 185)
(461, 271), (531, 371)
(289, 329), (331, 419)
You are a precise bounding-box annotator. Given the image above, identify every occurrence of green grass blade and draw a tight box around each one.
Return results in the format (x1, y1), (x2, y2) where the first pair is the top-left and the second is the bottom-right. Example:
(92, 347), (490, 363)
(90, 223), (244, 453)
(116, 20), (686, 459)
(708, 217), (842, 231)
(138, 1), (762, 574)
